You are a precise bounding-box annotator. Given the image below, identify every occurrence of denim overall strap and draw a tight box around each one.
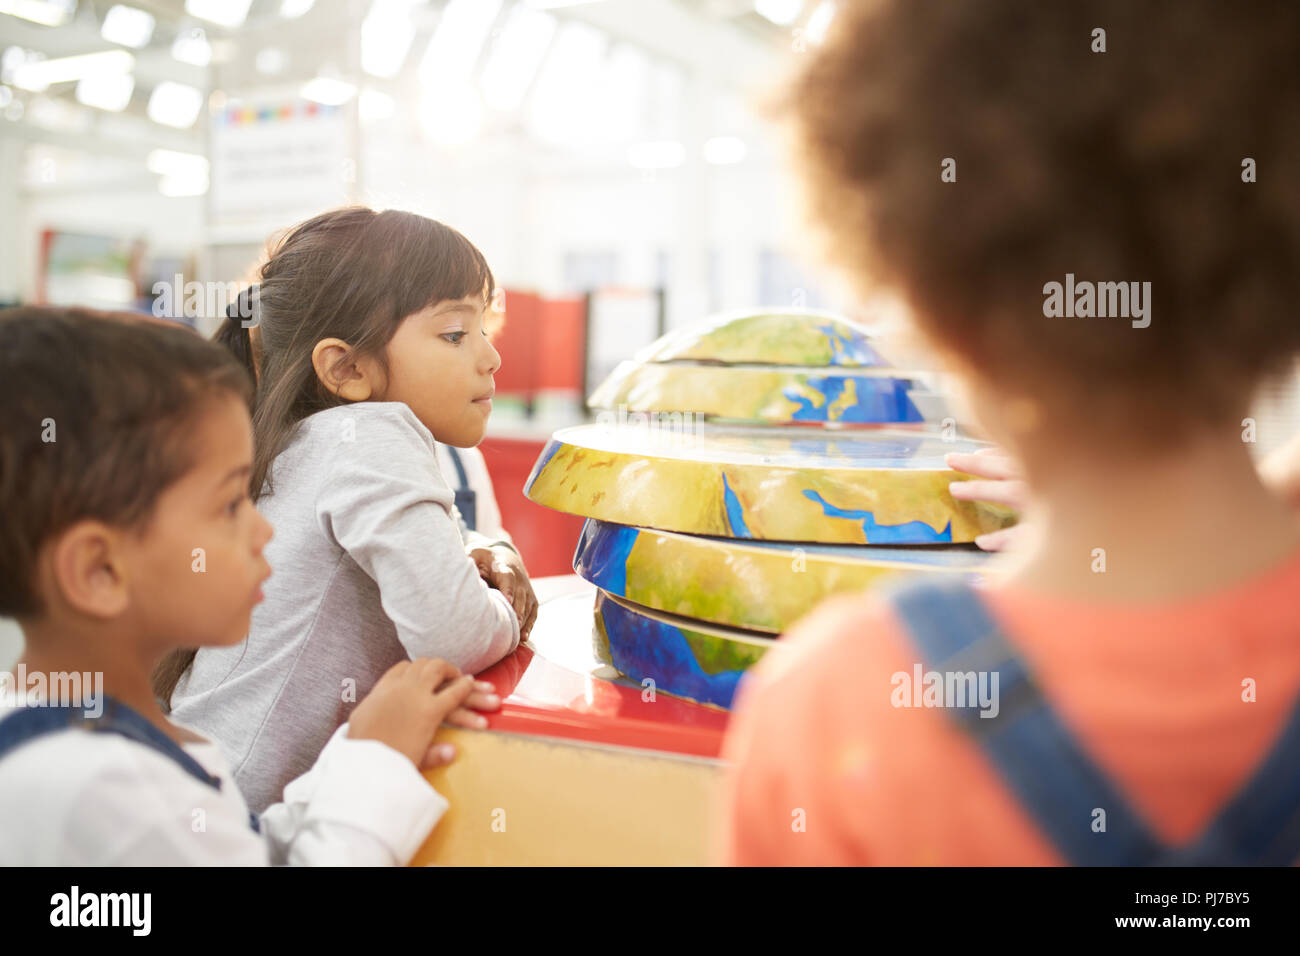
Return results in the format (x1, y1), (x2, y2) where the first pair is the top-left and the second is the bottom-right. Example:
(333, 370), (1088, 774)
(446, 445), (478, 532)
(888, 578), (1165, 866)
(0, 695), (259, 834)
(1166, 695), (1300, 866)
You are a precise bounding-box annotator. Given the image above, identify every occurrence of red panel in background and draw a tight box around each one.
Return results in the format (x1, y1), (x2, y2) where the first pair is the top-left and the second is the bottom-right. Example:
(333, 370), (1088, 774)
(492, 289), (540, 397)
(36, 229), (54, 303)
(482, 291), (589, 577)
(479, 436), (587, 578)
(491, 290), (587, 399)
(535, 296), (586, 392)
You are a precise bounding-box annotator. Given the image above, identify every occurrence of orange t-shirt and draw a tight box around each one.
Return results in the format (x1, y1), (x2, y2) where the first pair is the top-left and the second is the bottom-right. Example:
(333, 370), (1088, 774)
(715, 550), (1300, 865)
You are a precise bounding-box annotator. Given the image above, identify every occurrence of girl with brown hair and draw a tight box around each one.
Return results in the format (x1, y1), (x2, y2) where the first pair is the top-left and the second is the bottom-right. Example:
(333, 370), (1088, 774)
(160, 206), (535, 814)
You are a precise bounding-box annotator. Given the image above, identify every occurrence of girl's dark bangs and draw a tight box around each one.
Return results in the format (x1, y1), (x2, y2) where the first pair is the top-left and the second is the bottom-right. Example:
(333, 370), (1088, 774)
(386, 212), (495, 317)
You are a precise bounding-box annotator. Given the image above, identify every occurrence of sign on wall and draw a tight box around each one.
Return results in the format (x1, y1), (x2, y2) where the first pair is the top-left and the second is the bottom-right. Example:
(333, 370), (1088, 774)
(209, 94), (354, 229)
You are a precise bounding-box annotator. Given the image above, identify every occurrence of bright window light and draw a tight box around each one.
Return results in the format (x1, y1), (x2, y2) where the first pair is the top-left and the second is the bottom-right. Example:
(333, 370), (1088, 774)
(13, 50), (133, 91)
(648, 62), (683, 141)
(595, 43), (648, 144)
(419, 79), (482, 146)
(755, 0), (802, 27)
(361, 0), (418, 79)
(147, 148), (209, 177)
(703, 136), (746, 165)
(280, 0), (314, 17)
(75, 72), (134, 112)
(149, 148), (209, 194)
(256, 48), (287, 75)
(419, 0), (502, 89)
(526, 20), (606, 146)
(185, 0), (253, 28)
(805, 0), (835, 44)
(0, 0), (77, 27)
(301, 75), (357, 105)
(158, 172), (208, 196)
(172, 28), (212, 67)
(628, 140), (684, 170)
(3, 47), (41, 89)
(148, 81), (203, 128)
(359, 88), (395, 122)
(100, 5), (155, 48)
(480, 4), (555, 111)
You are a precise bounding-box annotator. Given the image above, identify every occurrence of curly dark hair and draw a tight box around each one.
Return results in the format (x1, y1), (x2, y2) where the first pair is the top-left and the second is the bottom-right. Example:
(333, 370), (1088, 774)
(785, 0), (1300, 442)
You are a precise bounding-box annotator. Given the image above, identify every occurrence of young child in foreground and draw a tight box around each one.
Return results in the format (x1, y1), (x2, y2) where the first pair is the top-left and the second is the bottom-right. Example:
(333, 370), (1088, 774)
(719, 0), (1300, 865)
(0, 309), (498, 864)
(160, 207), (538, 814)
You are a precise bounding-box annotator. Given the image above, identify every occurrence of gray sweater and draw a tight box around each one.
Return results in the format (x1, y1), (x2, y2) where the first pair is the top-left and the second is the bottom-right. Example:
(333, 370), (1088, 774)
(171, 402), (519, 814)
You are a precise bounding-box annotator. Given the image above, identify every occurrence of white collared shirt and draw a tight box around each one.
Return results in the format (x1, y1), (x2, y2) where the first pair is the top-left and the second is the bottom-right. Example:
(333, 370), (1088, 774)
(0, 697), (447, 866)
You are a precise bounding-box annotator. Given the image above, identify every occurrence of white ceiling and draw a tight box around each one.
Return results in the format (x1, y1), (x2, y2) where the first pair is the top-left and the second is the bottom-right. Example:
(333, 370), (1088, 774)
(1, 1), (829, 190)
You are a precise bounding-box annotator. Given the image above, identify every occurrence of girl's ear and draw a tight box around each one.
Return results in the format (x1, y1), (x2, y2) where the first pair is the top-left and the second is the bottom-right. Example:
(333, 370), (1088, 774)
(311, 338), (375, 401)
(48, 521), (130, 620)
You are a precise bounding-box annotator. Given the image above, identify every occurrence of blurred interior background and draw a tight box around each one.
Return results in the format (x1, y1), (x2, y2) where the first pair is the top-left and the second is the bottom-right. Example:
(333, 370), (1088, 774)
(0, 0), (854, 664)
(0, 0), (844, 331)
(2, 0), (1298, 666)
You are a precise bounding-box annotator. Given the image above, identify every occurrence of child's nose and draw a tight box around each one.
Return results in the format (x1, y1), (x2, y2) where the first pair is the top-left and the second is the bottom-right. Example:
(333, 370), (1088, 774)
(481, 335), (502, 374)
(252, 509), (274, 551)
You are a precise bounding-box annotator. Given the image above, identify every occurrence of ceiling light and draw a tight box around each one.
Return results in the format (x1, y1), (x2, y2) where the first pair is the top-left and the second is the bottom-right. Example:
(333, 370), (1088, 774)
(301, 75), (356, 105)
(526, 20), (606, 146)
(148, 81), (203, 128)
(2, 46), (40, 88)
(0, 0), (77, 27)
(75, 72), (134, 112)
(280, 0), (314, 17)
(419, 0), (502, 89)
(361, 0), (418, 79)
(158, 172), (208, 196)
(594, 43), (648, 144)
(172, 28), (212, 67)
(419, 79), (482, 146)
(480, 3), (555, 111)
(13, 50), (133, 91)
(147, 148), (209, 177)
(100, 5), (155, 48)
(185, 0), (253, 28)
(255, 47), (287, 75)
